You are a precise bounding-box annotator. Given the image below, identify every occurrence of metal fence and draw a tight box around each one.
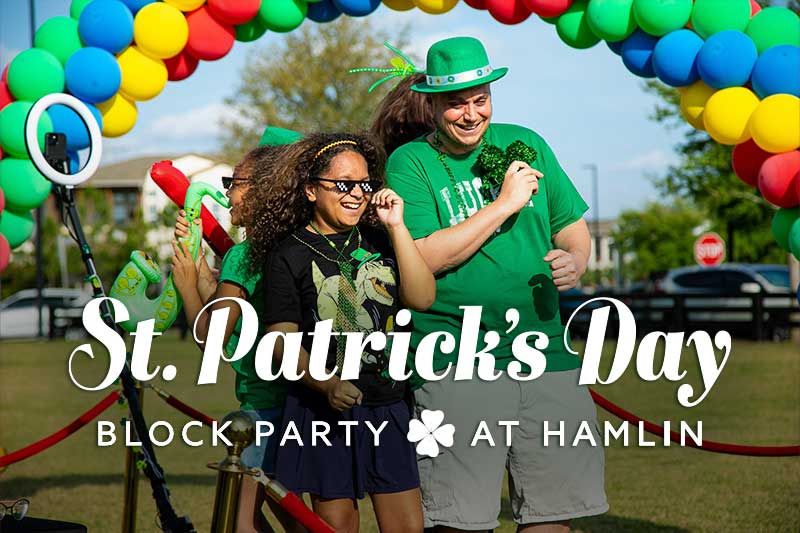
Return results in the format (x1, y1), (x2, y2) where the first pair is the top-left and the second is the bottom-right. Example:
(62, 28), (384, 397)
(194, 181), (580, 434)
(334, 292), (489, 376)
(559, 293), (800, 341)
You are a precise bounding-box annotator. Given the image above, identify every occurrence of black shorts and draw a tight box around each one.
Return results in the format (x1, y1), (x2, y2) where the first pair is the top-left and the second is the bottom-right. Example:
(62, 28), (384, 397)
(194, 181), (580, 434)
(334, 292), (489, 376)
(274, 388), (420, 500)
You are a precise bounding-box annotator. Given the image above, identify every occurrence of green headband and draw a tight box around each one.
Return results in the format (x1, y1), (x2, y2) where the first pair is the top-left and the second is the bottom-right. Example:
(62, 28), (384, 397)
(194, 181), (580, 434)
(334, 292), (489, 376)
(349, 42), (423, 93)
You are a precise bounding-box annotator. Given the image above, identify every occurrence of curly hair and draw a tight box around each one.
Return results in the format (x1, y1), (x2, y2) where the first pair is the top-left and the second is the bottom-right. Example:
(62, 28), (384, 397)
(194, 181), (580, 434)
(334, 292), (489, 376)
(369, 73), (434, 156)
(236, 144), (286, 235)
(246, 132), (387, 274)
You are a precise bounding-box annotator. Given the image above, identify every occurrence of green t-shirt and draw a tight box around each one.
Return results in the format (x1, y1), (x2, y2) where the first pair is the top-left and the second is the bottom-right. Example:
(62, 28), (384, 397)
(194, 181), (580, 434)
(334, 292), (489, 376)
(386, 123), (588, 379)
(219, 241), (287, 410)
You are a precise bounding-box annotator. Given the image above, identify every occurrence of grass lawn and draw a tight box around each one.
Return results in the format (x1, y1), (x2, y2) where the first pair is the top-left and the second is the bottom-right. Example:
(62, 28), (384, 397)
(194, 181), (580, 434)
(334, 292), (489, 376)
(1, 334), (798, 532)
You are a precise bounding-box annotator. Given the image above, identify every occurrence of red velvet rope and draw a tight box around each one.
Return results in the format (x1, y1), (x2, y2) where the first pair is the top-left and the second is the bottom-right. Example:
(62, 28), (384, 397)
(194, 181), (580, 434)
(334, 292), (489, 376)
(0, 390), (121, 468)
(161, 394), (217, 427)
(590, 390), (800, 457)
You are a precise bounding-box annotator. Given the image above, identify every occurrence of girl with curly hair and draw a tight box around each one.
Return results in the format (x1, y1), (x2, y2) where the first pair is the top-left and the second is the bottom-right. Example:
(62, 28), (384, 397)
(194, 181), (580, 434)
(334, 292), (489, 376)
(256, 132), (435, 533)
(171, 142), (300, 533)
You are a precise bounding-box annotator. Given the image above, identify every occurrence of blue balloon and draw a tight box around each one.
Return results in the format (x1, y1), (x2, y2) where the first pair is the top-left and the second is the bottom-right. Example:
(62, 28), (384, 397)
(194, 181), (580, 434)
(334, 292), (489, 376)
(308, 0), (342, 22)
(330, 0), (380, 17)
(652, 29), (704, 87)
(120, 0), (155, 13)
(65, 47), (121, 103)
(78, 0), (134, 54)
(607, 40), (624, 56)
(751, 45), (800, 98)
(48, 103), (103, 151)
(697, 30), (757, 89)
(68, 150), (81, 174)
(621, 30), (658, 78)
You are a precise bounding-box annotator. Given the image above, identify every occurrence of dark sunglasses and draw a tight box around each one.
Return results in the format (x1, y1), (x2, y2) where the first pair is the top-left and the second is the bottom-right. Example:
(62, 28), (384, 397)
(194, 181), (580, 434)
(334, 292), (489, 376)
(0, 499), (29, 521)
(314, 178), (382, 194)
(221, 176), (248, 190)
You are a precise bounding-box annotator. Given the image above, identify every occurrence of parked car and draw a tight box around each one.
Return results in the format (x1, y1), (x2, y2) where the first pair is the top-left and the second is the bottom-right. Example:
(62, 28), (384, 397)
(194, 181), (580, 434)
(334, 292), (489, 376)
(661, 264), (794, 340)
(0, 288), (91, 339)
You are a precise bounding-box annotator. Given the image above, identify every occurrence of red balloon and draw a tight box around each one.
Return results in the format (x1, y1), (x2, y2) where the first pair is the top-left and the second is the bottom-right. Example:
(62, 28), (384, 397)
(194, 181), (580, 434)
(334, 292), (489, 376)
(0, 232), (10, 274)
(523, 0), (573, 18)
(0, 79), (13, 112)
(732, 140), (772, 187)
(464, 0), (487, 9)
(750, 0), (761, 17)
(185, 6), (235, 62)
(207, 0), (261, 25)
(487, 0), (531, 24)
(150, 160), (234, 258)
(165, 49), (200, 81)
(758, 151), (800, 208)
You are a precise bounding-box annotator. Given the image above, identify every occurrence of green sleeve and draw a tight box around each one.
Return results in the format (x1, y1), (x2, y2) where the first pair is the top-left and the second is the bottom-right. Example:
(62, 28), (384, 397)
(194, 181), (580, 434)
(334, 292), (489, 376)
(218, 243), (258, 297)
(386, 148), (442, 240)
(538, 137), (589, 235)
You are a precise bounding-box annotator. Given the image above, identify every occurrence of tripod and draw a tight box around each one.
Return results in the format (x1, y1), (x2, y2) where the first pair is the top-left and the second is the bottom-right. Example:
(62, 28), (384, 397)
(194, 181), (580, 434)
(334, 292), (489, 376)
(53, 183), (195, 533)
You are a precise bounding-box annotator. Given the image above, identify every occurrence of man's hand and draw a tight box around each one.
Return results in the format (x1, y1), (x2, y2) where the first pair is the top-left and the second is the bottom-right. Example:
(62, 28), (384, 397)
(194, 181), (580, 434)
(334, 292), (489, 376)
(324, 377), (363, 411)
(496, 161), (543, 215)
(544, 248), (585, 292)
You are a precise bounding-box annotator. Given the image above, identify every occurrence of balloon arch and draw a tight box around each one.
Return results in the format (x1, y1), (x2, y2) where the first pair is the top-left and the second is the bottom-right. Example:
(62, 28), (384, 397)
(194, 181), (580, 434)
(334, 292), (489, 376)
(0, 0), (798, 275)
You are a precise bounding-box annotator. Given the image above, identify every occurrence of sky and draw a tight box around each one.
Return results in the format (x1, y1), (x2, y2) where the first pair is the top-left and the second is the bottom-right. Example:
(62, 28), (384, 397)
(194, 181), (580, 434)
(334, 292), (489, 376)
(0, 0), (702, 220)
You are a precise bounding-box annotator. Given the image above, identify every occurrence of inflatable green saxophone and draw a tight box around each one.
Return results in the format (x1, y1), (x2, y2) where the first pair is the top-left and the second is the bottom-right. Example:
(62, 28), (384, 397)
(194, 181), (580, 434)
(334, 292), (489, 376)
(109, 181), (230, 332)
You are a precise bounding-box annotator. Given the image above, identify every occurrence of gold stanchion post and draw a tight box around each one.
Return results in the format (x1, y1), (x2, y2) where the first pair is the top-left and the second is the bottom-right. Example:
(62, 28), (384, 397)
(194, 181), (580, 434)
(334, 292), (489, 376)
(208, 411), (256, 533)
(121, 383), (143, 533)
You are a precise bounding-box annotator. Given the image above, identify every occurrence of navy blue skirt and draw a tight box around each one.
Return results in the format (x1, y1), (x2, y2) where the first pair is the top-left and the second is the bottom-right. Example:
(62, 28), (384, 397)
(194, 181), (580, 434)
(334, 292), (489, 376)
(274, 387), (419, 500)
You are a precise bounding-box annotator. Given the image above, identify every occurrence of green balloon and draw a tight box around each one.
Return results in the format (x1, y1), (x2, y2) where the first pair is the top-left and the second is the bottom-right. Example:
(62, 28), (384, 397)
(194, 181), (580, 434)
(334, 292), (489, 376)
(70, 0), (93, 19)
(7, 48), (64, 102)
(235, 17), (268, 42)
(632, 0), (692, 37)
(556, 0), (601, 49)
(0, 158), (52, 211)
(772, 207), (800, 251)
(34, 17), (83, 66)
(691, 0), (751, 39)
(588, 0), (637, 42)
(746, 7), (800, 54)
(541, 16), (558, 25)
(790, 219), (800, 261)
(257, 0), (307, 33)
(0, 208), (35, 249)
(0, 101), (53, 159)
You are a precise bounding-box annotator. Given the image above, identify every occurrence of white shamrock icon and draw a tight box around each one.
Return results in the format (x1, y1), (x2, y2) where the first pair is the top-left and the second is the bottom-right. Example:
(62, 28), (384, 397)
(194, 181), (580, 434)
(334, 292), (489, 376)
(407, 409), (455, 458)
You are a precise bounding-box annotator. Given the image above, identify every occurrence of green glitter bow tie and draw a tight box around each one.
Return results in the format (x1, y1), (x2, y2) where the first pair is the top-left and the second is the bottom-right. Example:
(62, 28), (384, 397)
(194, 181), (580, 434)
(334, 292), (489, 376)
(477, 140), (538, 200)
(349, 42), (423, 93)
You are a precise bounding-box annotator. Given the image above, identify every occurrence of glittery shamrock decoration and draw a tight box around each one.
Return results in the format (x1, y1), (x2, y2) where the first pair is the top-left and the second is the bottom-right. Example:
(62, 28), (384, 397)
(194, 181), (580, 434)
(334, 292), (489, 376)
(476, 140), (537, 202)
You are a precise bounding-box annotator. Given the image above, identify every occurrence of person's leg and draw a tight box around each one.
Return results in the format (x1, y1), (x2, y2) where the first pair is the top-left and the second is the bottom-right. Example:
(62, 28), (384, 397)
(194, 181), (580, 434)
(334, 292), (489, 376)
(413, 375), (519, 531)
(236, 476), (273, 532)
(310, 496), (359, 533)
(507, 370), (607, 530)
(370, 489), (424, 533)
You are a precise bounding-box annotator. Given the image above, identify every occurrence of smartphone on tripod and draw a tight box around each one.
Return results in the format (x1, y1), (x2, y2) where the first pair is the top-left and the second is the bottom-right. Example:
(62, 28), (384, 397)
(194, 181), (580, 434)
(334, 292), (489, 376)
(44, 132), (69, 175)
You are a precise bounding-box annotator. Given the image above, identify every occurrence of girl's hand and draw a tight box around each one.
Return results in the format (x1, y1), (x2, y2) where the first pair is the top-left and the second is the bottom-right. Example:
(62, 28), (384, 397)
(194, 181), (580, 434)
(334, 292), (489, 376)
(324, 377), (363, 411)
(171, 240), (198, 296)
(372, 188), (405, 229)
(196, 249), (218, 301)
(174, 210), (192, 240)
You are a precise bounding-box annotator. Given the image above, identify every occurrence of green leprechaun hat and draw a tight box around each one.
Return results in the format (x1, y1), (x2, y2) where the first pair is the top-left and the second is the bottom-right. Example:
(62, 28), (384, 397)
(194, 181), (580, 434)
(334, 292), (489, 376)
(259, 126), (303, 146)
(412, 36), (508, 94)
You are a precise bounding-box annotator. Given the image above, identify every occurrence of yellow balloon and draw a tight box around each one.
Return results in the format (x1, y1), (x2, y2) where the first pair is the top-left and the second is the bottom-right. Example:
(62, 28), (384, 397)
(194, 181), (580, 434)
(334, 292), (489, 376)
(164, 0), (205, 10)
(703, 87), (759, 145)
(97, 93), (138, 137)
(749, 94), (800, 154)
(117, 46), (168, 102)
(383, 0), (415, 10)
(413, 0), (459, 15)
(679, 80), (715, 131)
(134, 3), (189, 59)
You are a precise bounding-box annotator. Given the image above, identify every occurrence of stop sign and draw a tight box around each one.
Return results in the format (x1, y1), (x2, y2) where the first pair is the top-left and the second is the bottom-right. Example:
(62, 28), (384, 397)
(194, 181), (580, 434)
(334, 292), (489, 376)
(694, 232), (726, 267)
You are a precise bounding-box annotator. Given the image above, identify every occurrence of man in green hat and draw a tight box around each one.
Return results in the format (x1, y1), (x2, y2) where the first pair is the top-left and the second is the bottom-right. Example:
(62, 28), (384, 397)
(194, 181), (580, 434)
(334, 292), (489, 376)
(386, 36), (607, 531)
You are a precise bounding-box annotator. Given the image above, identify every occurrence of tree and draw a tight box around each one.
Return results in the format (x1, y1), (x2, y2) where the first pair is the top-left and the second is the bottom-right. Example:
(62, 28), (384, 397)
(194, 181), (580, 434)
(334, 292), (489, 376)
(220, 17), (411, 162)
(612, 201), (705, 281)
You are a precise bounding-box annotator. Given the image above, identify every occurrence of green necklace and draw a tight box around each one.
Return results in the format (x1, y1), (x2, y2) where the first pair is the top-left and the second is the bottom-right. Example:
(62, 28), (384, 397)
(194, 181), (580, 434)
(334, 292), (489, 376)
(431, 131), (483, 221)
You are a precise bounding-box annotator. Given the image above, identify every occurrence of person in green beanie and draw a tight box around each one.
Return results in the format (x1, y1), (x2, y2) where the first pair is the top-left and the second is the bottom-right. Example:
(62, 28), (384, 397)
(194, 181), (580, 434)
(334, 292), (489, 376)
(386, 36), (607, 532)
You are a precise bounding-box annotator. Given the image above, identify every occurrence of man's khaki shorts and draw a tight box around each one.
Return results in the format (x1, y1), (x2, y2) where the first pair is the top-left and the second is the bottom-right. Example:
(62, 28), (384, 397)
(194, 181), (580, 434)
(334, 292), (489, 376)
(413, 368), (608, 530)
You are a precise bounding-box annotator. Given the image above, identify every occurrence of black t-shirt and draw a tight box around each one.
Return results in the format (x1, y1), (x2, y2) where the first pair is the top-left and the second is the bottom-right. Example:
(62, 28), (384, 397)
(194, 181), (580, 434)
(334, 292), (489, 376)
(262, 225), (405, 406)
